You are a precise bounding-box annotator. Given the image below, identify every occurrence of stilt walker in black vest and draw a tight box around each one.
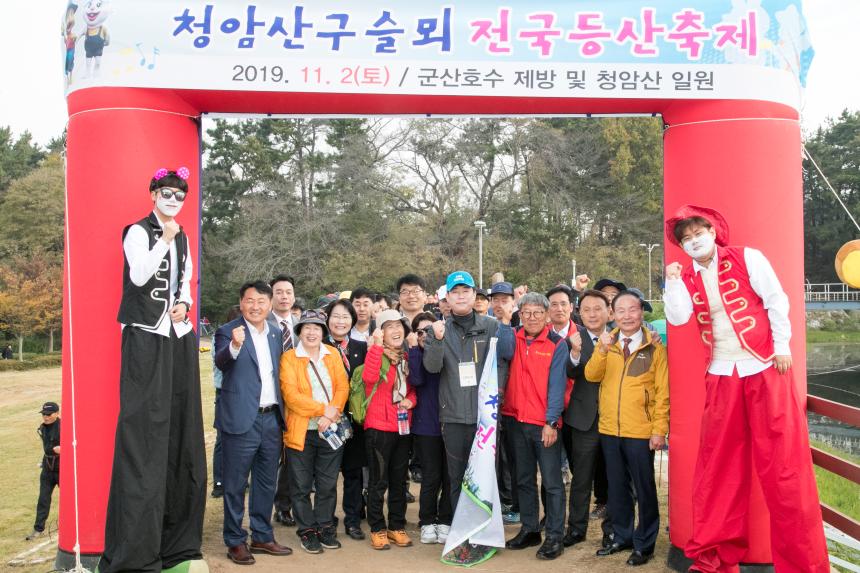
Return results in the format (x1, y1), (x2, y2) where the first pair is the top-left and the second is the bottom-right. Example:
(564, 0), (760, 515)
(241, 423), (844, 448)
(100, 167), (208, 573)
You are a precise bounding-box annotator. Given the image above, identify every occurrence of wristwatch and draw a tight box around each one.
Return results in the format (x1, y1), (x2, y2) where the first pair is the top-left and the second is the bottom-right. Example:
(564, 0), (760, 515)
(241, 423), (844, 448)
(547, 420), (559, 430)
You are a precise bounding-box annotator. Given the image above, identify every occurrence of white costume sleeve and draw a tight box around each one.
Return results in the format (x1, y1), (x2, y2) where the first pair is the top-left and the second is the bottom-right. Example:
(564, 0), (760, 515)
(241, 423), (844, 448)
(663, 277), (694, 325)
(122, 224), (170, 287)
(178, 234), (194, 308)
(744, 248), (791, 356)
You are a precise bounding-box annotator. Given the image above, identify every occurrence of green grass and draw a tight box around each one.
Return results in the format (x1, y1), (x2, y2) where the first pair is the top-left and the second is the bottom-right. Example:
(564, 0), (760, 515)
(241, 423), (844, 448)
(811, 439), (860, 523)
(806, 330), (860, 344)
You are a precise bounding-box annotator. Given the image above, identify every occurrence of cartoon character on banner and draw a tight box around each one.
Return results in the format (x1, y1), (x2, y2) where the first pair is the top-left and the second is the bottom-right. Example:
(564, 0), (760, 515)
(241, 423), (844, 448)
(82, 0), (111, 79)
(62, 3), (80, 86)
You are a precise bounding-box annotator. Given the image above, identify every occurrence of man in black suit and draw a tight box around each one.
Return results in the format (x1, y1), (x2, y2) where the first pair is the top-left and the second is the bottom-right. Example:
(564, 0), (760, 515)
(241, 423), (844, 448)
(215, 281), (292, 565)
(562, 289), (614, 548)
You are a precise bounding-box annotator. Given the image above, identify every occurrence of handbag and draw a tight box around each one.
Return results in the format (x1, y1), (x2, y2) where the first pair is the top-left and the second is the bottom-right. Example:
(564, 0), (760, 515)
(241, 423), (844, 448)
(308, 360), (351, 443)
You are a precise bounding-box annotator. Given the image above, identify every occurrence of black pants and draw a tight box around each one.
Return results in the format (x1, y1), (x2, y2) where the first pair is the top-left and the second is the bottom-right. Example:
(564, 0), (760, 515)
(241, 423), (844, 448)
(365, 429), (410, 532)
(274, 446), (292, 513)
(288, 430), (343, 532)
(497, 417), (519, 511)
(213, 389), (223, 485)
(441, 422), (476, 512)
(563, 419), (611, 536)
(34, 469), (59, 532)
(101, 327), (206, 573)
(341, 466), (364, 530)
(509, 419), (565, 539)
(601, 435), (659, 552)
(413, 434), (453, 526)
(594, 446), (609, 505)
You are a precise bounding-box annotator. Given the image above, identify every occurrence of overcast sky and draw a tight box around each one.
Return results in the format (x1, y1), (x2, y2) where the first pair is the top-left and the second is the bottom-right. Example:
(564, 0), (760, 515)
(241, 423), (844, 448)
(1, 0), (857, 145)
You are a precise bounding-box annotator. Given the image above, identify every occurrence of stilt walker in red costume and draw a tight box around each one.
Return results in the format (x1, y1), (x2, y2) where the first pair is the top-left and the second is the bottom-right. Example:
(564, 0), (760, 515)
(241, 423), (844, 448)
(663, 205), (829, 573)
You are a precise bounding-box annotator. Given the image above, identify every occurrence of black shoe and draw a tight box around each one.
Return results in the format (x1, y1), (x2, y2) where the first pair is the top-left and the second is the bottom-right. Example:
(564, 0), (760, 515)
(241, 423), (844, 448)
(298, 529), (323, 554)
(405, 490), (416, 503)
(211, 483), (224, 498)
(601, 532), (614, 549)
(505, 529), (542, 550)
(562, 527), (586, 547)
(536, 538), (564, 560)
(596, 541), (632, 556)
(345, 525), (365, 541)
(411, 468), (423, 483)
(276, 509), (296, 527)
(626, 550), (653, 566)
(319, 526), (341, 549)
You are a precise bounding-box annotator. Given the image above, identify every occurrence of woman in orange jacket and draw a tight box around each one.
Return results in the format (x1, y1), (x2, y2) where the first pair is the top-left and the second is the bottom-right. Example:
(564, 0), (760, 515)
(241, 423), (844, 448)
(280, 311), (349, 555)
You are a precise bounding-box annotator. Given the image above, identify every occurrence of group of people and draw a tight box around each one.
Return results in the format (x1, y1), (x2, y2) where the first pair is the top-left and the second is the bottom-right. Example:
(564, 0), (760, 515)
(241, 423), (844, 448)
(85, 168), (828, 573)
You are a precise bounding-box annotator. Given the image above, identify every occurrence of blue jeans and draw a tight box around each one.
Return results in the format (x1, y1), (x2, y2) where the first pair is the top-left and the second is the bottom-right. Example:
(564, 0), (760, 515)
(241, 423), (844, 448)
(509, 418), (565, 539)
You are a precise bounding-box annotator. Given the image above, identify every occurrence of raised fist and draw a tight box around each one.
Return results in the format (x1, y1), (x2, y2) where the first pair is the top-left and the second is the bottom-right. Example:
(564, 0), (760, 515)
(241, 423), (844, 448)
(406, 332), (419, 348)
(231, 326), (245, 350)
(568, 330), (583, 355)
(513, 284), (529, 302)
(162, 220), (180, 243)
(431, 320), (446, 340)
(371, 328), (384, 347)
(575, 274), (590, 291)
(666, 262), (683, 280)
(597, 331), (613, 354)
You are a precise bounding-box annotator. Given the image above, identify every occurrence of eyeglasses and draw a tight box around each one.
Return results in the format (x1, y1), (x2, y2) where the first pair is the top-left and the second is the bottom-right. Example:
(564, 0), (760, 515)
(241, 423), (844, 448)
(520, 310), (546, 319)
(158, 188), (187, 202)
(399, 287), (424, 297)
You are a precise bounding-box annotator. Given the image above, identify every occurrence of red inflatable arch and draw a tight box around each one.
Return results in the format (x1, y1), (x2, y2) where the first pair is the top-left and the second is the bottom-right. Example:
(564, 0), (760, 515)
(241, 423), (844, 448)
(58, 1), (815, 569)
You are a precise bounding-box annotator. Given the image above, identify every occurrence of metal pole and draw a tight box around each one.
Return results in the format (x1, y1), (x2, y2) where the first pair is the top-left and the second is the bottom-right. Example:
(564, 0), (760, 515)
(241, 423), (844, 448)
(478, 226), (484, 289)
(647, 246), (653, 301)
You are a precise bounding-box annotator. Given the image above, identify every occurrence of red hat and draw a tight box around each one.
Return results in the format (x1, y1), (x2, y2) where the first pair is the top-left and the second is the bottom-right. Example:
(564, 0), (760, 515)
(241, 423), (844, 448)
(665, 204), (730, 247)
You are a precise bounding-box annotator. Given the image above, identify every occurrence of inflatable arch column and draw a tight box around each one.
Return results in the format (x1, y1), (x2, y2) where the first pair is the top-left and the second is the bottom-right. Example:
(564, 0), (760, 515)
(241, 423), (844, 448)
(58, 89), (202, 568)
(662, 100), (807, 568)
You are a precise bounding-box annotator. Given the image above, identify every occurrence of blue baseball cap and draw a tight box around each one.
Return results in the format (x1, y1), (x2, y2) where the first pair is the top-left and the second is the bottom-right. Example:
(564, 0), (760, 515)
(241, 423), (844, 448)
(490, 281), (514, 297)
(446, 271), (476, 292)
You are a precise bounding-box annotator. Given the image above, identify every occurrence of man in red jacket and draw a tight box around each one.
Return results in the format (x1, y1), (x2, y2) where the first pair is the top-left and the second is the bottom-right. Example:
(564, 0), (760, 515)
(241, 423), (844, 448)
(501, 293), (573, 561)
(663, 204), (828, 573)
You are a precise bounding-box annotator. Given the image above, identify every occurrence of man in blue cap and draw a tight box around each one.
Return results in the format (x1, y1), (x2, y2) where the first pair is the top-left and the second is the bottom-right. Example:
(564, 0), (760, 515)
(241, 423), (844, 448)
(423, 271), (515, 511)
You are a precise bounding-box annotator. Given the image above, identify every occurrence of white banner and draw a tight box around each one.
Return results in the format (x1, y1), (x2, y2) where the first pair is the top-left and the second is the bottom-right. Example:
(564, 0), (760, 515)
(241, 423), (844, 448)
(62, 1), (813, 109)
(441, 337), (505, 567)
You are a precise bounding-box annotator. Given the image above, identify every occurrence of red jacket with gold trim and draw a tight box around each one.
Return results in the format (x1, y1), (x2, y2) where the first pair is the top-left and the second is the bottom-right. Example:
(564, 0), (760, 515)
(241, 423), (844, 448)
(681, 246), (775, 364)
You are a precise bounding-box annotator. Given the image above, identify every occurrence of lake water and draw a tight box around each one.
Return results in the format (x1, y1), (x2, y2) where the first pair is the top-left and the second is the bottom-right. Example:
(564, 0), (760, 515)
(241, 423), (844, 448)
(806, 342), (860, 457)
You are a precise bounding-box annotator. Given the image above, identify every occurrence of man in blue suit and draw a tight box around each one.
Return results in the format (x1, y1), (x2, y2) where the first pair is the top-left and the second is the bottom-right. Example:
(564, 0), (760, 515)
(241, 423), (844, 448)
(215, 281), (293, 565)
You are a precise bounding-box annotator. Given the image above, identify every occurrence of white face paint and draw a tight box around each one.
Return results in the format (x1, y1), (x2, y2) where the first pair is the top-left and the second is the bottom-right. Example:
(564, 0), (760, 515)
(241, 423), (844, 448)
(682, 231), (715, 259)
(156, 196), (183, 218)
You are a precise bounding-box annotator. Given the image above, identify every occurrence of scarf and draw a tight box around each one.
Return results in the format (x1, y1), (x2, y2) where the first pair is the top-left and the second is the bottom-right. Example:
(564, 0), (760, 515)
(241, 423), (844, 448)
(328, 335), (350, 375)
(382, 343), (409, 403)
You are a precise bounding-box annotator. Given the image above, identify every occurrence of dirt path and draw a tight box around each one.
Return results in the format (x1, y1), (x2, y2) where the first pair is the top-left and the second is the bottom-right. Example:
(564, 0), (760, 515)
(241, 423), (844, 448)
(2, 363), (675, 572)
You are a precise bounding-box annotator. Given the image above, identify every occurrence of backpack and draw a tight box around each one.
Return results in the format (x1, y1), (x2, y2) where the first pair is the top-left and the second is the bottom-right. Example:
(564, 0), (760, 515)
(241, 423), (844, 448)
(348, 355), (390, 424)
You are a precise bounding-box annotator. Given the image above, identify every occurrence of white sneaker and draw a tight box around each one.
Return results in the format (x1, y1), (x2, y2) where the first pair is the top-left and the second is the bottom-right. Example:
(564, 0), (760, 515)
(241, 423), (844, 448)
(420, 524), (438, 544)
(436, 524), (450, 544)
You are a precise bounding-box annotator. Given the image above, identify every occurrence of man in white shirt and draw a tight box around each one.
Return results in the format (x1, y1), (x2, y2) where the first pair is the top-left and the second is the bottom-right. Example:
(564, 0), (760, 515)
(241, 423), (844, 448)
(101, 168), (206, 573)
(349, 288), (375, 342)
(663, 204), (827, 573)
(215, 281), (292, 564)
(269, 275), (297, 527)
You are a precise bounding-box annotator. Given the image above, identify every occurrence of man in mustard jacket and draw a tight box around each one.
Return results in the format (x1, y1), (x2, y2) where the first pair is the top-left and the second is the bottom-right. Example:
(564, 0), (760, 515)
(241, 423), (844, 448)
(585, 290), (668, 567)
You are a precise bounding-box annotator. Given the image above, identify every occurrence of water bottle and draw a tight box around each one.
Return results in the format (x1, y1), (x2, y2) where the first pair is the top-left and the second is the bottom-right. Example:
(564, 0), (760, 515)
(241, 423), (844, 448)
(397, 409), (410, 436)
(320, 422), (344, 449)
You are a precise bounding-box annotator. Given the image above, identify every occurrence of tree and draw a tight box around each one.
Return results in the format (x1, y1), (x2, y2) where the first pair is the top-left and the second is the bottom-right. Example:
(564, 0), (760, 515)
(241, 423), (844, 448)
(0, 154), (66, 259)
(803, 110), (860, 283)
(0, 258), (63, 359)
(0, 127), (45, 200)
